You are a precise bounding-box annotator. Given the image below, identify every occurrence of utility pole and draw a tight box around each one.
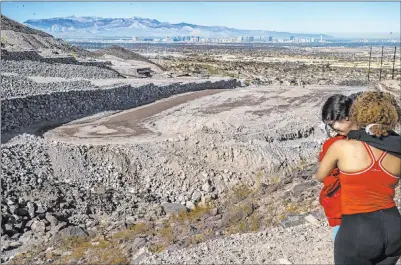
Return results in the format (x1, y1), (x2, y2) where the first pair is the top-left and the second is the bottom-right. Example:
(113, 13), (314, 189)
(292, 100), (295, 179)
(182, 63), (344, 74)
(300, 72), (303, 87)
(379, 46), (384, 81)
(367, 46), (372, 82)
(392, 46), (397, 80)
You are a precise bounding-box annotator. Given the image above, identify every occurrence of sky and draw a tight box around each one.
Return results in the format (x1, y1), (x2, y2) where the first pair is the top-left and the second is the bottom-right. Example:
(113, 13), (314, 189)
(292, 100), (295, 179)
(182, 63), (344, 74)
(1, 2), (400, 38)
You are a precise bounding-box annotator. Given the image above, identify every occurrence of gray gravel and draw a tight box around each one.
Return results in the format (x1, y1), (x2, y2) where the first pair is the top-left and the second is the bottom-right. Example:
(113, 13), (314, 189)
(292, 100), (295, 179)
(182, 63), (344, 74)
(1, 60), (121, 79)
(140, 222), (335, 264)
(1, 133), (164, 260)
(1, 74), (95, 99)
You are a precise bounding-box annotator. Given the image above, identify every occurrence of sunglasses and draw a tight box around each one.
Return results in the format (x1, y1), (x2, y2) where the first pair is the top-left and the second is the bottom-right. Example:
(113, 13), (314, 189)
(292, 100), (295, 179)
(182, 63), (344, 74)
(325, 122), (341, 137)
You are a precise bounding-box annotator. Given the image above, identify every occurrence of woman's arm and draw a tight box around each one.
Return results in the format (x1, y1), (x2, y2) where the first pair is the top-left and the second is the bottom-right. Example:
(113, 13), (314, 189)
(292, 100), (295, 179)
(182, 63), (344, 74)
(313, 141), (342, 182)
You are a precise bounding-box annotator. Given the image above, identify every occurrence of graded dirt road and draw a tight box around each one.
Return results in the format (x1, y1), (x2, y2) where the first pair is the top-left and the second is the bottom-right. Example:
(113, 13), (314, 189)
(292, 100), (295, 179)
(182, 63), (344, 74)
(50, 89), (228, 139)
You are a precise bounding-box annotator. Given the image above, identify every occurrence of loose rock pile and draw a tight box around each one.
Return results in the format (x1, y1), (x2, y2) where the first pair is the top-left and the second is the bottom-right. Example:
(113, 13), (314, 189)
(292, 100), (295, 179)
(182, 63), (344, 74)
(1, 134), (164, 259)
(1, 130), (325, 264)
(1, 74), (95, 99)
(2, 60), (121, 79)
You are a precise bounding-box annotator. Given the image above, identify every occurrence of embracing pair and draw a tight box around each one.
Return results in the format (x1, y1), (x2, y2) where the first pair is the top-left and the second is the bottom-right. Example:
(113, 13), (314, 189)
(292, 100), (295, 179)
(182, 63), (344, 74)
(315, 91), (401, 265)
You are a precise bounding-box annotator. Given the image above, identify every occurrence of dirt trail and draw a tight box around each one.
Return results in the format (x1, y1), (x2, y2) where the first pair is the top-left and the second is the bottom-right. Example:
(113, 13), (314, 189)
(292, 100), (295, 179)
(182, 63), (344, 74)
(48, 89), (228, 139)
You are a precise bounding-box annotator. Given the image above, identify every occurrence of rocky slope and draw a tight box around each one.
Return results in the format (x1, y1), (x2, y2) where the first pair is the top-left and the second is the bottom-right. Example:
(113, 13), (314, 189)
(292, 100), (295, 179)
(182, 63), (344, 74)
(2, 84), (370, 264)
(1, 15), (91, 57)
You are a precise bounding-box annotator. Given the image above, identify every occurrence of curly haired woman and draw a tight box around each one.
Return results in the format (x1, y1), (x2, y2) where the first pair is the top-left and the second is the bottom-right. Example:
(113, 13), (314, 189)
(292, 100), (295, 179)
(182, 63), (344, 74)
(314, 91), (401, 265)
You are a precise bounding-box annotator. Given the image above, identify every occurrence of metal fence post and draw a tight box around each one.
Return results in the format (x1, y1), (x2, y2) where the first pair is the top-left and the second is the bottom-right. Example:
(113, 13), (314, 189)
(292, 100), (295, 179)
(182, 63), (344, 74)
(367, 46), (372, 82)
(379, 46), (384, 81)
(392, 46), (397, 80)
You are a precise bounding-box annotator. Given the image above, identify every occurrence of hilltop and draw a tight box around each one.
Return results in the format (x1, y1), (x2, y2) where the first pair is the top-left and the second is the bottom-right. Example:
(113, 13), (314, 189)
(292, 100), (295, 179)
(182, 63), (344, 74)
(1, 15), (90, 57)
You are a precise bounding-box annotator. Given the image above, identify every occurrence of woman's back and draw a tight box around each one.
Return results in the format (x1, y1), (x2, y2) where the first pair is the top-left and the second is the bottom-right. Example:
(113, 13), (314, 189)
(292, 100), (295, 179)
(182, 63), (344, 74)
(337, 139), (401, 176)
(337, 139), (400, 214)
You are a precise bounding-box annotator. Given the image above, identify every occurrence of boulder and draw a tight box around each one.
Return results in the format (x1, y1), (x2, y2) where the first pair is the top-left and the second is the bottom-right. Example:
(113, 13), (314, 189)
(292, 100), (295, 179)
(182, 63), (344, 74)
(280, 214), (306, 228)
(132, 237), (147, 251)
(56, 226), (87, 238)
(31, 220), (46, 234)
(161, 203), (187, 215)
(191, 191), (202, 203)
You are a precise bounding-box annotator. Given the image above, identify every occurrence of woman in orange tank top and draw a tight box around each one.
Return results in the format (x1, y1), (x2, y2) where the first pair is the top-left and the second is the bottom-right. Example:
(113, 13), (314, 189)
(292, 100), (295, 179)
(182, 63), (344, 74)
(314, 91), (401, 265)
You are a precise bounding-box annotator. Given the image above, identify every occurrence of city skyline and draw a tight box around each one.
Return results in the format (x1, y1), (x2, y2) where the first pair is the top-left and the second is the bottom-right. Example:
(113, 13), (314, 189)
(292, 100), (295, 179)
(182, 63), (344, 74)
(1, 2), (400, 38)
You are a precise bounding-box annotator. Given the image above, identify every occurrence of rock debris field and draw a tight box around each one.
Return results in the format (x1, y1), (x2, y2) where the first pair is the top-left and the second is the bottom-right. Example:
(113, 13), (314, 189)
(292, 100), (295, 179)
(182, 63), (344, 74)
(2, 17), (401, 264)
(1, 58), (375, 263)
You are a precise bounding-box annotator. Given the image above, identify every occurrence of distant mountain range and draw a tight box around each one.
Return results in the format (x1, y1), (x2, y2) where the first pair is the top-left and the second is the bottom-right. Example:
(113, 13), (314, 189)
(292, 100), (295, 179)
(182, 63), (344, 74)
(24, 16), (333, 40)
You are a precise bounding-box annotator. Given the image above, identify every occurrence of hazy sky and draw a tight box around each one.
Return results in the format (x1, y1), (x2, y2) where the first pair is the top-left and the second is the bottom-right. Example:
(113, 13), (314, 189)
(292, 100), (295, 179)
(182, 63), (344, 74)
(1, 2), (400, 37)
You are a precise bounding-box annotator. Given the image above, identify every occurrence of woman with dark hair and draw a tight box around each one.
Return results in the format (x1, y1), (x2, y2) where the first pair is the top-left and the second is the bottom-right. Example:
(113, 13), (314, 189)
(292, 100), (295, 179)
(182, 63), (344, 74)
(318, 92), (361, 240)
(315, 91), (401, 265)
(321, 92), (362, 137)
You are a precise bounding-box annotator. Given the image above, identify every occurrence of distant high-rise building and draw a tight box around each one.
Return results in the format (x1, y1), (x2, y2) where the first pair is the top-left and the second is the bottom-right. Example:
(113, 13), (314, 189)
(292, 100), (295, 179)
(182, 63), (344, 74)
(290, 36), (295, 41)
(268, 36), (273, 42)
(248, 36), (254, 42)
(320, 34), (323, 42)
(132, 37), (137, 42)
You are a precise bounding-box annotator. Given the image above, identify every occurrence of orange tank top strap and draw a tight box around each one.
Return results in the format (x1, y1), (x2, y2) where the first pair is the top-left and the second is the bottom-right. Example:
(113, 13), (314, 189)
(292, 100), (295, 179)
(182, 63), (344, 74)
(376, 146), (398, 178)
(340, 143), (387, 175)
(363, 142), (388, 170)
(341, 143), (374, 175)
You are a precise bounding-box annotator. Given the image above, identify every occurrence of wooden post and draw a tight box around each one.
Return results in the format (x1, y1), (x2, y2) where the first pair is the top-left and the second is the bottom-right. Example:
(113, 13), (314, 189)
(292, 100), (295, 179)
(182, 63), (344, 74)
(392, 46), (397, 80)
(367, 46), (372, 82)
(379, 46), (384, 81)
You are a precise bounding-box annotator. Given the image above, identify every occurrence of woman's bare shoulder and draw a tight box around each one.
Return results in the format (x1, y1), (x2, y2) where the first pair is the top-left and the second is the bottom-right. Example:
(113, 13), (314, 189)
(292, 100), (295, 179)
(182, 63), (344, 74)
(344, 138), (363, 144)
(329, 139), (350, 148)
(329, 139), (362, 152)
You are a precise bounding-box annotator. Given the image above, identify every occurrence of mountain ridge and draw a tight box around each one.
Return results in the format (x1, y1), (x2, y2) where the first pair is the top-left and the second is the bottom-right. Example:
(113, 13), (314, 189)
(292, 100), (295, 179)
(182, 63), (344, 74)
(24, 16), (333, 40)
